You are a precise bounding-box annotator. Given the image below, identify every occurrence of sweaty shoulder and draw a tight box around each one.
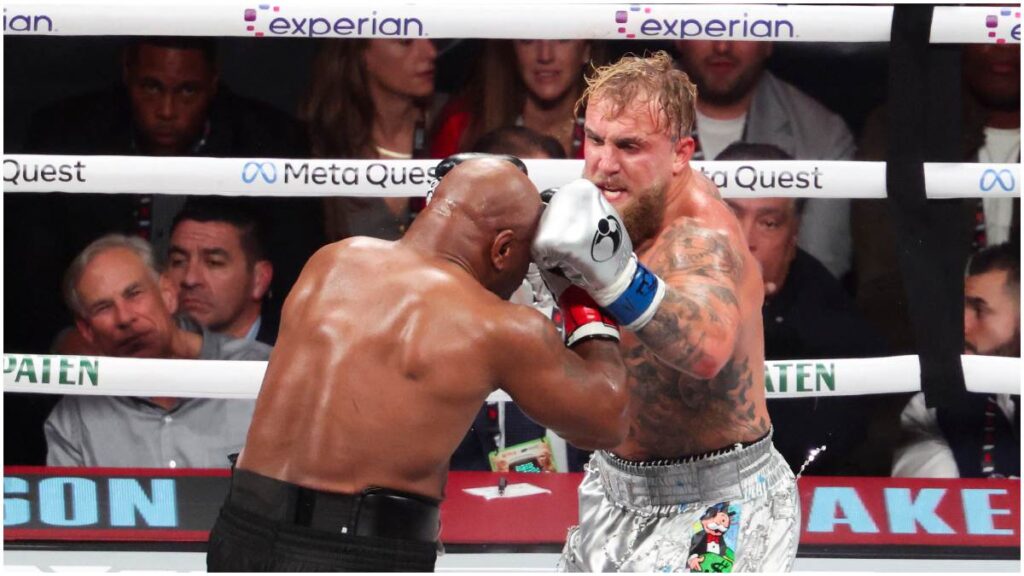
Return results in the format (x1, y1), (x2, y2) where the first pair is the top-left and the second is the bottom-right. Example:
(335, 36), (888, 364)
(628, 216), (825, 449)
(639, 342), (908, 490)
(487, 298), (558, 341)
(680, 171), (746, 242)
(305, 236), (394, 268)
(650, 175), (748, 285)
(481, 298), (565, 373)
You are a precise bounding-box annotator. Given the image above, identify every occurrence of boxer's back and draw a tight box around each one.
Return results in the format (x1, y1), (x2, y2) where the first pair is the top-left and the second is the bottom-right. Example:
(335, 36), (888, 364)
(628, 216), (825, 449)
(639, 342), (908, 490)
(239, 237), (500, 498)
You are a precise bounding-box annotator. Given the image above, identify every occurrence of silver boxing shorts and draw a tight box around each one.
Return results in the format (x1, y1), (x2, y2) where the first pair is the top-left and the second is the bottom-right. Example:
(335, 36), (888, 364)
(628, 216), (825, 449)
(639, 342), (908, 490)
(559, 430), (799, 572)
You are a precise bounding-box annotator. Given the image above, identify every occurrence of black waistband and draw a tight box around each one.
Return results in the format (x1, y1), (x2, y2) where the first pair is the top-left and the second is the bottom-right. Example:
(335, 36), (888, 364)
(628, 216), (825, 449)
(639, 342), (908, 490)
(609, 429), (772, 468)
(227, 468), (440, 543)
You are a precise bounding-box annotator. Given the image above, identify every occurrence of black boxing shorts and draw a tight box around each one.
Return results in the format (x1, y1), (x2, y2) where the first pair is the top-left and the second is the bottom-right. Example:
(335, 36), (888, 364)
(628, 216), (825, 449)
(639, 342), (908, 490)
(207, 468), (440, 572)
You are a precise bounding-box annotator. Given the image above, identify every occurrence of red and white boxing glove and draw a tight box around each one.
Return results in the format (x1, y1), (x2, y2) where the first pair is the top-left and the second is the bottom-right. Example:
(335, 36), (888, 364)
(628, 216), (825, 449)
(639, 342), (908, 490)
(532, 179), (665, 331)
(558, 285), (620, 347)
(537, 266), (620, 347)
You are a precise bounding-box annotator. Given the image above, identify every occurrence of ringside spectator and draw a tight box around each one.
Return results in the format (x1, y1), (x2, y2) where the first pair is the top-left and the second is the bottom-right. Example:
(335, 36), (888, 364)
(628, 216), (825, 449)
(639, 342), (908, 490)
(7, 38), (319, 467)
(430, 40), (603, 159)
(10, 35), (319, 349)
(301, 39), (438, 242)
(21, 36), (311, 256)
(893, 243), (1019, 478)
(168, 199), (276, 344)
(44, 234), (270, 468)
(718, 142), (889, 475)
(673, 39), (856, 281)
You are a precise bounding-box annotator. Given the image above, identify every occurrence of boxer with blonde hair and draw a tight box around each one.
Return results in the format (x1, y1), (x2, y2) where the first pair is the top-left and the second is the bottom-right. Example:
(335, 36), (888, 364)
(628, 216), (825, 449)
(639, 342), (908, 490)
(537, 52), (799, 572)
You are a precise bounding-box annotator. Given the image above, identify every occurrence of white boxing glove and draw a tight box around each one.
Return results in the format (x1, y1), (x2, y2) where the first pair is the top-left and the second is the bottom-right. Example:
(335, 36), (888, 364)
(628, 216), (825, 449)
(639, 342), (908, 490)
(531, 179), (666, 331)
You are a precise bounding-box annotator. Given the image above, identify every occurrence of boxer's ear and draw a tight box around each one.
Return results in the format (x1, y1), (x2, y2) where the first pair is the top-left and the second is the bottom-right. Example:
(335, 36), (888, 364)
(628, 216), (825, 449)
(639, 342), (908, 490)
(491, 229), (516, 271)
(672, 136), (695, 175)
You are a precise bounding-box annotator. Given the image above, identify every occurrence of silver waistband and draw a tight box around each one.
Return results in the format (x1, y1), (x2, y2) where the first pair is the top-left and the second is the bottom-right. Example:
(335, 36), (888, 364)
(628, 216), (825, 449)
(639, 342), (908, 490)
(594, 430), (785, 510)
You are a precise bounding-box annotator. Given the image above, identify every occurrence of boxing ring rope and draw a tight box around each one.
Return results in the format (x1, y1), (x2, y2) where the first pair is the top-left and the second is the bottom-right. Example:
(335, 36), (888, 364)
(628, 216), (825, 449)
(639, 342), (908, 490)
(4, 156), (1021, 199)
(3, 353), (1020, 401)
(0, 3), (1017, 45)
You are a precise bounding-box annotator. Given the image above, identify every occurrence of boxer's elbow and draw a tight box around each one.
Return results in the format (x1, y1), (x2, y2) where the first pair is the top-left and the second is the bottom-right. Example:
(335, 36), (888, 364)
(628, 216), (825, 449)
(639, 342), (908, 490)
(671, 320), (739, 380)
(687, 345), (732, 380)
(572, 374), (629, 450)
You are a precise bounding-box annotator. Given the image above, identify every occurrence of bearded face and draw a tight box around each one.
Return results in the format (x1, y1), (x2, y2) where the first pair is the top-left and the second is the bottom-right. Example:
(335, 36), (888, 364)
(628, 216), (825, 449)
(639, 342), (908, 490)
(582, 97), (679, 250)
(618, 180), (668, 248)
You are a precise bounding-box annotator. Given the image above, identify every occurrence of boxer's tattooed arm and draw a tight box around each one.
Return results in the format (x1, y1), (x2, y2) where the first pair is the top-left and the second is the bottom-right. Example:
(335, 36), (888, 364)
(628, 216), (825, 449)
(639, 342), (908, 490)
(638, 219), (744, 379)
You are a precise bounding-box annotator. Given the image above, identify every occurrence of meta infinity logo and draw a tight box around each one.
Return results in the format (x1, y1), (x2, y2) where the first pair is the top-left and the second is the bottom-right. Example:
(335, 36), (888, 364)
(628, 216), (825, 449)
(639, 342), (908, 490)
(241, 161), (277, 184)
(980, 168), (1015, 192)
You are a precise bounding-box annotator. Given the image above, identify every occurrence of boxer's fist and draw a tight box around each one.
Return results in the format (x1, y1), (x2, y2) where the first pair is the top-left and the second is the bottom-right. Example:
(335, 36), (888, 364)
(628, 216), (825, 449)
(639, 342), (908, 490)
(558, 285), (620, 347)
(532, 179), (665, 330)
(532, 179), (633, 292)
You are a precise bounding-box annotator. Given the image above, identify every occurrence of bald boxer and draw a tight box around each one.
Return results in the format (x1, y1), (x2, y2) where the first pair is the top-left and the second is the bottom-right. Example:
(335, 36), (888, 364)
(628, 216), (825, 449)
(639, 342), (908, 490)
(541, 52), (800, 572)
(206, 157), (629, 572)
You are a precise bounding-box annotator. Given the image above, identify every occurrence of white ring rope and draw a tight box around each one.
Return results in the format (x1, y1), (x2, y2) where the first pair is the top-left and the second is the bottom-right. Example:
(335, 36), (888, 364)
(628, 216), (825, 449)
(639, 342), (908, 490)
(1, 3), (1018, 45)
(3, 353), (1019, 402)
(4, 156), (1020, 199)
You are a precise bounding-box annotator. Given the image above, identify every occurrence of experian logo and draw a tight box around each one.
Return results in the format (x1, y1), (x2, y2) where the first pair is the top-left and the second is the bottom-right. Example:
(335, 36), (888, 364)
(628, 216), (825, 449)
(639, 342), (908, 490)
(985, 8), (1021, 44)
(3, 8), (55, 33)
(243, 4), (425, 38)
(614, 4), (795, 40)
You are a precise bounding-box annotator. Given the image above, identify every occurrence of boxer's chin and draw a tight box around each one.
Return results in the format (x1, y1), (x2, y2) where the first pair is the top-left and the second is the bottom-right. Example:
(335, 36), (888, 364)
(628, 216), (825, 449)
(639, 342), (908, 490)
(619, 189), (665, 247)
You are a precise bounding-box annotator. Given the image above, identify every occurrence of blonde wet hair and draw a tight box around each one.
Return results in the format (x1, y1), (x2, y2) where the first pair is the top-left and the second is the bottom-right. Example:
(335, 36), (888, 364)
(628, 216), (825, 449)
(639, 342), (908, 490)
(576, 50), (697, 142)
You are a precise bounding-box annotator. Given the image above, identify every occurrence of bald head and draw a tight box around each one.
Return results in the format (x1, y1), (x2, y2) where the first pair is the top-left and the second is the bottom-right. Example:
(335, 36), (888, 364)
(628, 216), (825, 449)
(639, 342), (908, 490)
(431, 158), (540, 231)
(413, 157), (542, 299)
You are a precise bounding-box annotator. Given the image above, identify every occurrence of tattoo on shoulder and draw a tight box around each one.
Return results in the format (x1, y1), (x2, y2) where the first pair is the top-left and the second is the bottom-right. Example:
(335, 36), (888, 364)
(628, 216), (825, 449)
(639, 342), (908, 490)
(637, 220), (744, 365)
(649, 219), (745, 282)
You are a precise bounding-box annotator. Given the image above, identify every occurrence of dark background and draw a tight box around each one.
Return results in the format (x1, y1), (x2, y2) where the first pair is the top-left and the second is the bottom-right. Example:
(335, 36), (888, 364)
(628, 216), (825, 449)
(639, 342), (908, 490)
(3, 37), (890, 154)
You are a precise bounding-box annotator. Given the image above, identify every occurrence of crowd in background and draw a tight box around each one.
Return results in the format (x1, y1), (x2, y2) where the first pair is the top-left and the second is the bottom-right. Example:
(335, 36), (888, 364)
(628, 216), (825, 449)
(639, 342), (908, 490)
(3, 35), (1019, 479)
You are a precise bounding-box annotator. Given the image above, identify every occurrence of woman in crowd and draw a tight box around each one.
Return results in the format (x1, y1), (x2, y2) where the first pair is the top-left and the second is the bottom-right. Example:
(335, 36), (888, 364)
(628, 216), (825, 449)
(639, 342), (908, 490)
(301, 39), (438, 242)
(430, 40), (601, 159)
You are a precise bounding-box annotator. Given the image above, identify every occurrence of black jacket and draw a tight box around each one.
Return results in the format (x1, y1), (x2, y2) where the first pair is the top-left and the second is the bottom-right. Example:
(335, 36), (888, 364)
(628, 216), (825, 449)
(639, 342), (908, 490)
(764, 249), (891, 475)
